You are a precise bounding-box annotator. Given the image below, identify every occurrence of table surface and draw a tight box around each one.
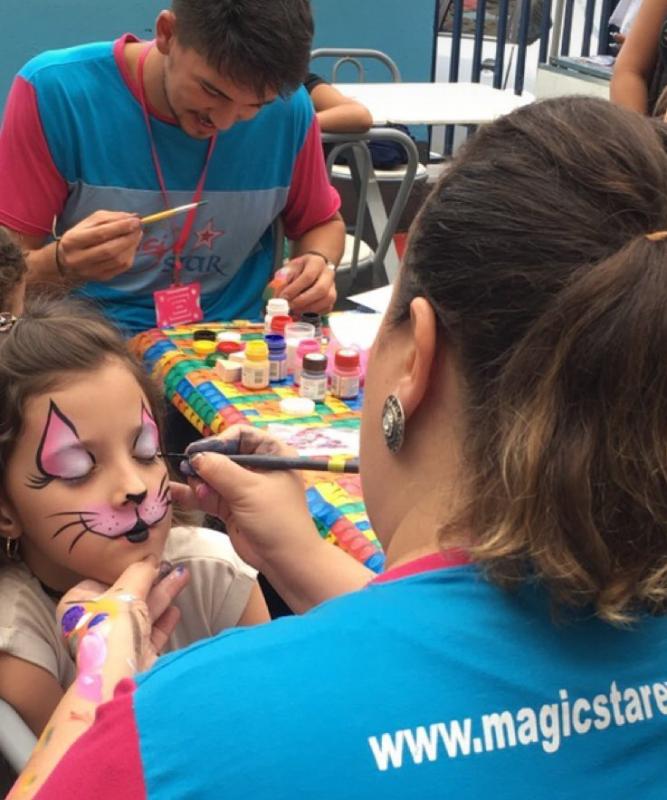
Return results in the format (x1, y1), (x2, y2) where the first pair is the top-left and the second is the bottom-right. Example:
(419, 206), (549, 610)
(130, 321), (385, 573)
(333, 81), (531, 126)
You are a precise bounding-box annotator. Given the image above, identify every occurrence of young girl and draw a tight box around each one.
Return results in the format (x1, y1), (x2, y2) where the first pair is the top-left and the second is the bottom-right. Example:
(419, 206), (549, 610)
(0, 295), (269, 736)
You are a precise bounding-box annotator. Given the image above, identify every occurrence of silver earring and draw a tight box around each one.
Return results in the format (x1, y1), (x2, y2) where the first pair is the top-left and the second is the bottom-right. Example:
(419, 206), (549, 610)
(3, 536), (20, 561)
(382, 394), (405, 453)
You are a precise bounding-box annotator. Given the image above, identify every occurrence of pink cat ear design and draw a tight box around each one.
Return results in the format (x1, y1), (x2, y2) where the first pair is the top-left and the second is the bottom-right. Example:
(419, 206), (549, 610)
(27, 401), (94, 488)
(133, 403), (160, 460)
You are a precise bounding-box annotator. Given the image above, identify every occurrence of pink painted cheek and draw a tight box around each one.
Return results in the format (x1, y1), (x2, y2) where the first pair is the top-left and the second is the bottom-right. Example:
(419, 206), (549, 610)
(84, 504), (139, 537)
(137, 486), (171, 526)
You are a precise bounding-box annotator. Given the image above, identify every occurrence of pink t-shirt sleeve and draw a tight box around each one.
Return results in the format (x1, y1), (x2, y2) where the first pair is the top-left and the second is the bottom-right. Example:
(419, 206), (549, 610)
(32, 679), (147, 800)
(0, 76), (68, 237)
(282, 117), (340, 241)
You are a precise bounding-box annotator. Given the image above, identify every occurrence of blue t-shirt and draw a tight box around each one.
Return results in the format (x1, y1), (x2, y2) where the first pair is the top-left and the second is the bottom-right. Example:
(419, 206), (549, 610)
(0, 37), (339, 333)
(36, 561), (667, 798)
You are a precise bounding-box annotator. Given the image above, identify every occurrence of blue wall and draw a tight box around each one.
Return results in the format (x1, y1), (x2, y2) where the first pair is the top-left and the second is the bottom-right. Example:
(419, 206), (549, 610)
(310, 0), (438, 83)
(0, 1), (159, 110)
(1, 1), (439, 111)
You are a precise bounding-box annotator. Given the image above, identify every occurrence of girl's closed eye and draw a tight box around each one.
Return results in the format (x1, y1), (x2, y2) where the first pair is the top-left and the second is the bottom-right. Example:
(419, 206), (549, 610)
(133, 417), (160, 462)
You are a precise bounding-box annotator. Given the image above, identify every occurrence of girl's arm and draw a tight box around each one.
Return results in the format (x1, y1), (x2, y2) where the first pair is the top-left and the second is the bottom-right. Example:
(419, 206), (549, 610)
(611, 0), (667, 112)
(236, 582), (270, 625)
(310, 82), (374, 133)
(0, 654), (63, 736)
(8, 559), (186, 799)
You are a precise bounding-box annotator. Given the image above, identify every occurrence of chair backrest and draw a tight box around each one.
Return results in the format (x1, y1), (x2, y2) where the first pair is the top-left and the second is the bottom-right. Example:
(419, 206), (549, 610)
(0, 0), (156, 111)
(309, 0), (438, 83)
(0, 698), (37, 774)
(311, 48), (402, 83)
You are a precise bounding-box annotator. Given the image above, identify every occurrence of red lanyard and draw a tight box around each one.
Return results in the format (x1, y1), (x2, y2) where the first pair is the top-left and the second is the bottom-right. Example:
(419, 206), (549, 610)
(137, 43), (217, 285)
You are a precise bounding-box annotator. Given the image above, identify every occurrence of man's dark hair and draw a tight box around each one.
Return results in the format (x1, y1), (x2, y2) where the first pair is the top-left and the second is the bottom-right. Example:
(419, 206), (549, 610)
(0, 227), (26, 310)
(171, 0), (314, 96)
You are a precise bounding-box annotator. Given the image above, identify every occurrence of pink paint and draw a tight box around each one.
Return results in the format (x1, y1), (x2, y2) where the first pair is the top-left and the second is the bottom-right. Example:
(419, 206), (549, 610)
(134, 404), (160, 460)
(69, 475), (171, 538)
(75, 629), (107, 702)
(38, 401), (94, 480)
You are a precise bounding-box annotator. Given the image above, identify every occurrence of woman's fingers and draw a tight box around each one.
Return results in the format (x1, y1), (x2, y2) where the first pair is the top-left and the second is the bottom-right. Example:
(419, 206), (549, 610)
(150, 606), (181, 658)
(146, 564), (189, 623)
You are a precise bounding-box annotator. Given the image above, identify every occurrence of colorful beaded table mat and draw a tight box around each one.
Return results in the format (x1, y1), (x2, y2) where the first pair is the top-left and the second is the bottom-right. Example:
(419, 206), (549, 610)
(130, 321), (384, 572)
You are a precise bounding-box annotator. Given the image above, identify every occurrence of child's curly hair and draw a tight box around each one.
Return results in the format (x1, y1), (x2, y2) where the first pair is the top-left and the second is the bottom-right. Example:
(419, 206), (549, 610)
(0, 227), (26, 309)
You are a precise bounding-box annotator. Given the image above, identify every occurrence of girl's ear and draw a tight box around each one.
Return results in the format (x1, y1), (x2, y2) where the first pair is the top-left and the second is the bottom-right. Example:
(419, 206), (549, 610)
(0, 494), (21, 539)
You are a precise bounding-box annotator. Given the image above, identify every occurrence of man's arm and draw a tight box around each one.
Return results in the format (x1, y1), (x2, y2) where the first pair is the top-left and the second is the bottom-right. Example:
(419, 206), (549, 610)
(16, 213), (144, 287)
(280, 115), (345, 314)
(611, 0), (667, 113)
(282, 213), (346, 314)
(0, 76), (142, 287)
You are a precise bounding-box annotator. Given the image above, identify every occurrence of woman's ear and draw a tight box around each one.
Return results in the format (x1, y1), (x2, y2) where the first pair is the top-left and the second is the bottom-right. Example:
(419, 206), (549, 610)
(394, 297), (439, 420)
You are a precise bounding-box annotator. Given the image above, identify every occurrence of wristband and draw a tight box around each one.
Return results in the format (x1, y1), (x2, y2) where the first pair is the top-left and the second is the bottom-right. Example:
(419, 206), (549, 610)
(303, 249), (337, 272)
(54, 237), (68, 280)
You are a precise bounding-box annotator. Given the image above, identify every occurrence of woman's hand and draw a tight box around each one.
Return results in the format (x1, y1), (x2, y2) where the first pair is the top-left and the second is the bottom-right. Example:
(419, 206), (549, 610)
(56, 558), (189, 673)
(169, 426), (319, 572)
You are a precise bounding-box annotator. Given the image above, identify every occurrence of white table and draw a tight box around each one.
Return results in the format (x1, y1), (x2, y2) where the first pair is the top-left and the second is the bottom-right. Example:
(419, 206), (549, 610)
(331, 82), (532, 282)
(333, 82), (532, 127)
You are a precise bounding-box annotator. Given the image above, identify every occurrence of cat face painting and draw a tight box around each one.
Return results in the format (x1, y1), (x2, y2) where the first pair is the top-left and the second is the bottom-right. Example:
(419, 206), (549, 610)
(0, 359), (172, 590)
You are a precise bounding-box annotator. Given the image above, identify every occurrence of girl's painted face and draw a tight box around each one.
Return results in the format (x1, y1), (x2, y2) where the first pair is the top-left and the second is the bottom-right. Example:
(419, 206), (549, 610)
(0, 359), (172, 590)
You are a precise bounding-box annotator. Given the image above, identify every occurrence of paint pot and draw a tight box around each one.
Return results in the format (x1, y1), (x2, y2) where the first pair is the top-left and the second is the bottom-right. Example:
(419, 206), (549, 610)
(241, 340), (270, 390)
(284, 321), (316, 374)
(193, 329), (217, 342)
(299, 353), (328, 402)
(300, 312), (322, 340)
(331, 348), (361, 399)
(279, 396), (316, 417)
(216, 331), (242, 344)
(293, 338), (321, 386)
(193, 339), (217, 356)
(270, 314), (293, 337)
(265, 298), (290, 333)
(216, 340), (244, 357)
(265, 334), (287, 382)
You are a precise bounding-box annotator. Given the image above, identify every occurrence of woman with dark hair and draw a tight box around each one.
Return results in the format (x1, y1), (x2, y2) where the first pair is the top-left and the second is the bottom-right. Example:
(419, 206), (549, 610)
(12, 96), (667, 799)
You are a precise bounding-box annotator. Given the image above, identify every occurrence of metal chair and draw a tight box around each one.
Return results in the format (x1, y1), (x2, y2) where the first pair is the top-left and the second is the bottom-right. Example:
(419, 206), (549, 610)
(322, 129), (419, 290)
(310, 49), (422, 289)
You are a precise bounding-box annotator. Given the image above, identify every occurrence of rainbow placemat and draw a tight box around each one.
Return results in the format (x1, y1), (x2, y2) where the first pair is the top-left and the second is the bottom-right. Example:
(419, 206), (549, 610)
(130, 322), (384, 572)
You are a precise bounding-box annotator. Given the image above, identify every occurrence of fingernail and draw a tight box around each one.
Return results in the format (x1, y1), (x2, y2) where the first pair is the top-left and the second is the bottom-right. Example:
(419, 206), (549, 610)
(157, 560), (174, 582)
(190, 453), (205, 473)
(174, 564), (186, 576)
(179, 459), (196, 477)
(195, 481), (212, 500)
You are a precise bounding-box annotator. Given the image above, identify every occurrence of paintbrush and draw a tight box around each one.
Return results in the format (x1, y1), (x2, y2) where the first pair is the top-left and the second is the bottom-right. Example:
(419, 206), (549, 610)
(162, 450), (360, 474)
(140, 200), (207, 227)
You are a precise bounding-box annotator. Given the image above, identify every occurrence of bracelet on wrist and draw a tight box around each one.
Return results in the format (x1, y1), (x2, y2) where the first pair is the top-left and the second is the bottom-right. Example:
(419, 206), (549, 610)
(303, 249), (337, 272)
(54, 237), (68, 280)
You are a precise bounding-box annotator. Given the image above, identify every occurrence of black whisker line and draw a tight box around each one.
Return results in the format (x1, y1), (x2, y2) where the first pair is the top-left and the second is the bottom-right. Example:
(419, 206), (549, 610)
(47, 510), (100, 519)
(52, 517), (94, 539)
(68, 530), (88, 554)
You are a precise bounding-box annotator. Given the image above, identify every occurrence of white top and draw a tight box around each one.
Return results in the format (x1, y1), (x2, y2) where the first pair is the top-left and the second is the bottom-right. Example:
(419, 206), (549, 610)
(333, 82), (531, 126)
(0, 526), (257, 690)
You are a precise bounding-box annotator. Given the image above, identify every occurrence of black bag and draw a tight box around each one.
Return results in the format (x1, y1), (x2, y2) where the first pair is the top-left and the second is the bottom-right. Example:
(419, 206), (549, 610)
(367, 124), (416, 169)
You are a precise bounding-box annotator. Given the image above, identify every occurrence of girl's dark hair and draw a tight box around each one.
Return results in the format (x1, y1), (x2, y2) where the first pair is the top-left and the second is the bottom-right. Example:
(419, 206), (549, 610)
(171, 0), (313, 96)
(0, 226), (26, 309)
(0, 295), (165, 484)
(393, 96), (667, 624)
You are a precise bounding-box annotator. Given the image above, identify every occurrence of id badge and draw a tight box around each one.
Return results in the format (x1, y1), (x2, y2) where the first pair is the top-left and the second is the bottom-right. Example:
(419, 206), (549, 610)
(154, 282), (203, 328)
